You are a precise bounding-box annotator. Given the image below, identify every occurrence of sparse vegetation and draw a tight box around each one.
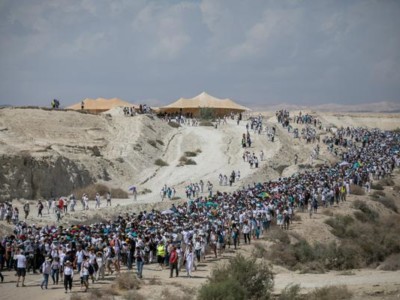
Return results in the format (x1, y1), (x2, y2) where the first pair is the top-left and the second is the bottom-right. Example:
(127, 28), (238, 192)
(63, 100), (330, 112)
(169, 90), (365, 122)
(155, 158), (169, 167)
(184, 151), (198, 157)
(275, 165), (289, 176)
(352, 200), (379, 222)
(379, 177), (395, 186)
(198, 254), (274, 300)
(278, 284), (302, 300)
(110, 188), (129, 199)
(168, 121), (180, 128)
(179, 156), (197, 166)
(371, 190), (385, 198)
(115, 272), (141, 290)
(371, 183), (384, 190)
(372, 196), (398, 213)
(147, 139), (158, 148)
(156, 139), (164, 146)
(196, 148), (202, 153)
(350, 184), (365, 195)
(124, 291), (146, 300)
(378, 253), (400, 271)
(140, 188), (152, 195)
(308, 285), (353, 300)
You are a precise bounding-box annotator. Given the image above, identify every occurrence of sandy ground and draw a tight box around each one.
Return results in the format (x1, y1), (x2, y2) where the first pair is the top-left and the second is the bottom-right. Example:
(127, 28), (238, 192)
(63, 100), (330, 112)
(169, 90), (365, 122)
(1, 108), (400, 299)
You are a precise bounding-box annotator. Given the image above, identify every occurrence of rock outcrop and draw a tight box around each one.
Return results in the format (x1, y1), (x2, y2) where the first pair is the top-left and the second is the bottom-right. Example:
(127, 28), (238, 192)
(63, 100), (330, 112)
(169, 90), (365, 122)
(0, 154), (93, 201)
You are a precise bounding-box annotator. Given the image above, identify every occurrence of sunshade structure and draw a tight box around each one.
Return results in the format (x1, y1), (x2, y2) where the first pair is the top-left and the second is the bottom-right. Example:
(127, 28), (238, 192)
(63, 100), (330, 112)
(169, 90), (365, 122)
(68, 97), (137, 114)
(159, 92), (250, 117)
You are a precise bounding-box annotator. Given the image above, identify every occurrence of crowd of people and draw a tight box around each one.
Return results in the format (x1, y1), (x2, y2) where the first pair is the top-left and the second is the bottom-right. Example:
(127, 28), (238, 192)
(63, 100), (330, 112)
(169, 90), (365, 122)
(0, 111), (399, 296)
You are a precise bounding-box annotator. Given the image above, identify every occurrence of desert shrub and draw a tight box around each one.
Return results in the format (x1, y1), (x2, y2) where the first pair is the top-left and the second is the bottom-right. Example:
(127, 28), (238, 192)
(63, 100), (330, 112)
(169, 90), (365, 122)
(168, 121), (180, 128)
(350, 184), (365, 195)
(199, 120), (214, 126)
(147, 276), (161, 285)
(322, 209), (334, 216)
(155, 159), (168, 167)
(198, 254), (274, 300)
(278, 284), (301, 300)
(115, 272), (141, 290)
(352, 200), (379, 222)
(73, 183), (109, 199)
(171, 196), (181, 200)
(379, 178), (395, 186)
(124, 290), (146, 300)
(275, 165), (289, 176)
(140, 188), (152, 194)
(371, 183), (384, 190)
(196, 148), (202, 153)
(394, 185), (400, 192)
(156, 139), (164, 146)
(252, 242), (267, 259)
(378, 253), (400, 271)
(88, 289), (118, 300)
(110, 188), (128, 199)
(179, 156), (197, 166)
(184, 151), (197, 157)
(308, 285), (353, 300)
(70, 294), (85, 300)
(324, 215), (355, 238)
(147, 139), (157, 148)
(371, 190), (385, 198)
(265, 228), (290, 244)
(373, 197), (398, 213)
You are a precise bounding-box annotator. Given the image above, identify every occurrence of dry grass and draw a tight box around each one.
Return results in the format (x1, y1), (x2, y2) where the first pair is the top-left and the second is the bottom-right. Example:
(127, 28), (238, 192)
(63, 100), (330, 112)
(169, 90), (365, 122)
(278, 284), (302, 300)
(123, 290), (146, 300)
(379, 177), (395, 186)
(378, 253), (400, 271)
(350, 184), (365, 195)
(115, 272), (141, 290)
(110, 188), (128, 199)
(308, 285), (353, 300)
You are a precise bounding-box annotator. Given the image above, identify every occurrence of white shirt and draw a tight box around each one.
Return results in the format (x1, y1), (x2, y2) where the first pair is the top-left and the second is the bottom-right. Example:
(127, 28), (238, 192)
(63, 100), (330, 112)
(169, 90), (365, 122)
(16, 254), (27, 268)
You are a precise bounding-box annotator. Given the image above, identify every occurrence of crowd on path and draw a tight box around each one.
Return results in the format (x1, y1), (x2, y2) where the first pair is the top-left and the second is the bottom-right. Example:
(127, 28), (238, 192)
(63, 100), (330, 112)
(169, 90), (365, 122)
(0, 111), (399, 296)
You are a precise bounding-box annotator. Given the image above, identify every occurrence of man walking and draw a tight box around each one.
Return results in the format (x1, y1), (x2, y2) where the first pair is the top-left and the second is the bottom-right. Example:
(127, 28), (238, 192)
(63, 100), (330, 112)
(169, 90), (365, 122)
(15, 249), (27, 287)
(169, 246), (178, 278)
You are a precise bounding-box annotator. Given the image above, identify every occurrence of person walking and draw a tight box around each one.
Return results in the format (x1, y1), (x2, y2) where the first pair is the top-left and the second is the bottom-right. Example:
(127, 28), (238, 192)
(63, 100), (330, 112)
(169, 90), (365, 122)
(40, 257), (51, 289)
(185, 244), (194, 278)
(169, 246), (178, 278)
(15, 249), (27, 287)
(63, 260), (74, 293)
(51, 257), (60, 285)
(134, 246), (144, 279)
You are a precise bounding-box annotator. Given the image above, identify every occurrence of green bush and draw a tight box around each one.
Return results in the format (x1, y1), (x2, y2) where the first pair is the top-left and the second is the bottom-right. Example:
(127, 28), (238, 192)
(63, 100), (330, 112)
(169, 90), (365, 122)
(198, 254), (274, 300)
(155, 159), (168, 167)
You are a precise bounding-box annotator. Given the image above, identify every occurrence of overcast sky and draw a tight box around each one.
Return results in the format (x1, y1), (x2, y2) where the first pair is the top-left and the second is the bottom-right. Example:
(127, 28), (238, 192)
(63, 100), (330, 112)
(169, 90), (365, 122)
(0, 0), (399, 108)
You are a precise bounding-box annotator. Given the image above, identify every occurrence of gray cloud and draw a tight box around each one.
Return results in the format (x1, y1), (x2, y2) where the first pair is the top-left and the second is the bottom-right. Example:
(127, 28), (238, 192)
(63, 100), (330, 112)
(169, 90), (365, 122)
(0, 0), (399, 108)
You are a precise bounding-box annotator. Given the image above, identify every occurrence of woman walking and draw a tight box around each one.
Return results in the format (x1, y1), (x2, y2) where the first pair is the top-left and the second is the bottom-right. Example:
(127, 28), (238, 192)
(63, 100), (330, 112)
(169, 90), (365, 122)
(63, 260), (74, 293)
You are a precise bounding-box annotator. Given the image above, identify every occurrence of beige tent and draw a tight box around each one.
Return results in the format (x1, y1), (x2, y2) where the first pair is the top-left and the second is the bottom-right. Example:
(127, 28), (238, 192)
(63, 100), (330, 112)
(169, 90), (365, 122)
(68, 97), (137, 114)
(159, 92), (250, 117)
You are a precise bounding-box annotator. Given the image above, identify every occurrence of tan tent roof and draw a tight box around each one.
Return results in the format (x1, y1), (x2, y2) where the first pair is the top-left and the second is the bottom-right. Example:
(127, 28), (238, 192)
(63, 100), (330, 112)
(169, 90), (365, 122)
(68, 97), (137, 110)
(161, 92), (250, 111)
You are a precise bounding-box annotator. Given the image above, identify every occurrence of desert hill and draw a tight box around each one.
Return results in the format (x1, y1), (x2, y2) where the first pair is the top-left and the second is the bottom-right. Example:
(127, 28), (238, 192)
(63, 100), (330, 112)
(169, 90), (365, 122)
(1, 107), (400, 300)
